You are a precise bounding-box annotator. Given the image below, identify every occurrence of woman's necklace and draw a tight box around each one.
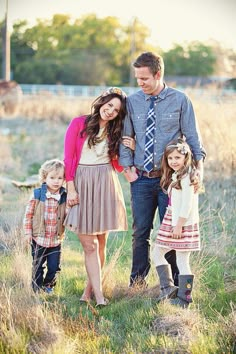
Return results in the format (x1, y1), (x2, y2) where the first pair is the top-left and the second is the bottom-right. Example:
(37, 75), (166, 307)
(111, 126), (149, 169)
(92, 139), (108, 157)
(92, 127), (108, 157)
(96, 126), (107, 143)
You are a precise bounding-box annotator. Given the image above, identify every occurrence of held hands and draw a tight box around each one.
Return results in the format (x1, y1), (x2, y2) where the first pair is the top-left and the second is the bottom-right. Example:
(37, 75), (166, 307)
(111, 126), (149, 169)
(67, 191), (79, 207)
(67, 181), (79, 207)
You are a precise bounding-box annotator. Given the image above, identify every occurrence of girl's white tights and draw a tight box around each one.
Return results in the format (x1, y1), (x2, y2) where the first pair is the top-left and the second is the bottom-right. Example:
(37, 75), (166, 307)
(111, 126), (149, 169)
(152, 244), (192, 275)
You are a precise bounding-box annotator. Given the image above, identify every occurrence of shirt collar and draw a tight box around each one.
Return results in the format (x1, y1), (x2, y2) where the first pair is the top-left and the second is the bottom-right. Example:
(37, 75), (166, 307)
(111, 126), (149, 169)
(144, 83), (169, 101)
(46, 191), (61, 201)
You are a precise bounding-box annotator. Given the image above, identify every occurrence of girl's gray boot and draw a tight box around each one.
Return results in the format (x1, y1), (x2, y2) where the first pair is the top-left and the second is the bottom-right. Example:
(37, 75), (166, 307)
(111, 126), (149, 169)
(170, 274), (194, 308)
(156, 264), (178, 302)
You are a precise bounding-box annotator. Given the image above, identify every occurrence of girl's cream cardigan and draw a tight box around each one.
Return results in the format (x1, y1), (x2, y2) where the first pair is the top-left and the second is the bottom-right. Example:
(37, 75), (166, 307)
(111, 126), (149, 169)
(169, 173), (199, 226)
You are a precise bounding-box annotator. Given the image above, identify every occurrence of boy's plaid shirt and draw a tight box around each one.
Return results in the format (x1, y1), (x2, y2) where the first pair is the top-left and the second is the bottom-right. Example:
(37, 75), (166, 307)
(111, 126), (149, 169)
(23, 196), (63, 248)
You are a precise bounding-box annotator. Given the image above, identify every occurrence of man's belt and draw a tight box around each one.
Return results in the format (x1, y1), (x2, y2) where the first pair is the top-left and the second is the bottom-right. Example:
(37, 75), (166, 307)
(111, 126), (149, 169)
(137, 169), (161, 178)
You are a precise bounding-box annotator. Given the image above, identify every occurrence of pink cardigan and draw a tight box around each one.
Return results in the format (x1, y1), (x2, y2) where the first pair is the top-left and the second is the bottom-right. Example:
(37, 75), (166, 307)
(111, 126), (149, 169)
(64, 116), (123, 181)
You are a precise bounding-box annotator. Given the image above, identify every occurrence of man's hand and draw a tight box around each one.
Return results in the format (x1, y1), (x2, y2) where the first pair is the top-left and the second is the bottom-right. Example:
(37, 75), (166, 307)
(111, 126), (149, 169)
(192, 159), (204, 193)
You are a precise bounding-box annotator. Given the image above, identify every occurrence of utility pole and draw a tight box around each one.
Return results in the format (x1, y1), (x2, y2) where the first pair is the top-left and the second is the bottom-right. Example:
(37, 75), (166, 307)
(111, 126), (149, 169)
(2, 0), (11, 80)
(129, 17), (136, 87)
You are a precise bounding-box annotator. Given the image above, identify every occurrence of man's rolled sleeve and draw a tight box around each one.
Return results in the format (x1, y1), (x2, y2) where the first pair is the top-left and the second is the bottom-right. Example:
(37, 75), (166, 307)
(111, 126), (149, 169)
(181, 95), (206, 161)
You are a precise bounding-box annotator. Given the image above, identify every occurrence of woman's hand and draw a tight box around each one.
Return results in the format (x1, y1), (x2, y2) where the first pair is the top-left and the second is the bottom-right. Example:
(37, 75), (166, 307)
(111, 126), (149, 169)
(67, 192), (79, 207)
(123, 166), (138, 183)
(67, 181), (79, 206)
(122, 136), (136, 151)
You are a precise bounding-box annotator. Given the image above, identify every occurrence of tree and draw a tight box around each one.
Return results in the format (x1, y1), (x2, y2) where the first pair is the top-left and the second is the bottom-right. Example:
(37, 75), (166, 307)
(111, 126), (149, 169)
(8, 14), (153, 85)
(163, 41), (216, 76)
(6, 15), (234, 85)
(206, 39), (236, 78)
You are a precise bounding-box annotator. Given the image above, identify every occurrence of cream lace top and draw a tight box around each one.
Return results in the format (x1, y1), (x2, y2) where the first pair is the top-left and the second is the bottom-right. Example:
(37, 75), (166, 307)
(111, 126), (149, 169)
(79, 127), (110, 164)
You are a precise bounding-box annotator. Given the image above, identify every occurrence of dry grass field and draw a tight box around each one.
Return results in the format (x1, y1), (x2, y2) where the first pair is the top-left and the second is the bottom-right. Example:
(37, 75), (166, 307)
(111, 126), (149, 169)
(0, 90), (235, 353)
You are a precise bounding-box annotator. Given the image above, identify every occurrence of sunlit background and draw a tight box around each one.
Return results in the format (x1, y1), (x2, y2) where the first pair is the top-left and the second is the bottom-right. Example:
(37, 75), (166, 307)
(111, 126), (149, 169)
(2, 0), (236, 51)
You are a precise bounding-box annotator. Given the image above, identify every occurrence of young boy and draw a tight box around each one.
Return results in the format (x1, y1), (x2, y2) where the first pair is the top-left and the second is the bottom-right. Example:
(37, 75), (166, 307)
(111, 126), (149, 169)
(23, 159), (67, 294)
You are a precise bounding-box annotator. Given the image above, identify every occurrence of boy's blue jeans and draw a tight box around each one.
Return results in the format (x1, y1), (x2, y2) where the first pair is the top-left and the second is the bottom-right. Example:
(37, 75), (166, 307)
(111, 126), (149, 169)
(130, 175), (179, 286)
(31, 240), (61, 292)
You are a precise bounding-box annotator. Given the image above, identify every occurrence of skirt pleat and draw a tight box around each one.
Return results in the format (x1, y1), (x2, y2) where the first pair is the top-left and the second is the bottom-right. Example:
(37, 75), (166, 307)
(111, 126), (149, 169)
(64, 164), (128, 235)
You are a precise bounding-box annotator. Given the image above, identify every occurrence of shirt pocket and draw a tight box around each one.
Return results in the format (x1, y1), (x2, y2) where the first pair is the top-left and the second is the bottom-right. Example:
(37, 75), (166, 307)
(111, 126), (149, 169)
(159, 113), (180, 132)
(132, 113), (147, 133)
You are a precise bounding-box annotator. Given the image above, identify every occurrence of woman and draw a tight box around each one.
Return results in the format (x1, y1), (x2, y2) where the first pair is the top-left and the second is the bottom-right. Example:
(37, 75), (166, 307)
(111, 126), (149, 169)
(64, 87), (131, 307)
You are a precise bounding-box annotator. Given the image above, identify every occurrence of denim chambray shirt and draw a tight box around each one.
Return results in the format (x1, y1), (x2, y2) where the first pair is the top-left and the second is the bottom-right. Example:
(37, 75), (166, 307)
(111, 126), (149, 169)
(119, 85), (206, 170)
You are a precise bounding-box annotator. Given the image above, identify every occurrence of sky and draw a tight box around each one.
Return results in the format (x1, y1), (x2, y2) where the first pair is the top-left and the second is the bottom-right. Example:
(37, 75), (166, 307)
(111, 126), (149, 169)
(1, 0), (236, 51)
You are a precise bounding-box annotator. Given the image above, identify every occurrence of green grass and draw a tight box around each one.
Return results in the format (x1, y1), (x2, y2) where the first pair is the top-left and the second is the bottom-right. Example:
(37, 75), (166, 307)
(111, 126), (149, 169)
(1, 174), (236, 353)
(1, 184), (235, 353)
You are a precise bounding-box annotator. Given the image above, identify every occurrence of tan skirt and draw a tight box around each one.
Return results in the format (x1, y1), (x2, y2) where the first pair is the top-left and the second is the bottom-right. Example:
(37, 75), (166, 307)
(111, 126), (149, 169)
(155, 207), (200, 251)
(64, 163), (128, 235)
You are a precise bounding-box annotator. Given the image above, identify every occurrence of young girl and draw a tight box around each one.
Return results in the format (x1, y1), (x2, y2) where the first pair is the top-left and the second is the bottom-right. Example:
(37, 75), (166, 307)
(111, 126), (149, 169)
(63, 87), (132, 307)
(23, 159), (67, 294)
(152, 138), (201, 308)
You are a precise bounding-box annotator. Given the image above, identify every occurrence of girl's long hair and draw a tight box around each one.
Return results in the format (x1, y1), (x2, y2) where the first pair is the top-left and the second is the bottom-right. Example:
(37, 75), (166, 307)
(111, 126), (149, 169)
(160, 138), (197, 192)
(80, 93), (126, 159)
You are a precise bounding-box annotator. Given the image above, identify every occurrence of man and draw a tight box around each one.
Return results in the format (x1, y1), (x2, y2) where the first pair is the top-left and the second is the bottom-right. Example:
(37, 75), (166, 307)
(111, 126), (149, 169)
(119, 52), (205, 287)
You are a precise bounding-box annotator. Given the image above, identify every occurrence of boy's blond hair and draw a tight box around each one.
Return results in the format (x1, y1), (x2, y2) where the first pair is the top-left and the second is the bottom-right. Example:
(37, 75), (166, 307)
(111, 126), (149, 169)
(39, 159), (65, 183)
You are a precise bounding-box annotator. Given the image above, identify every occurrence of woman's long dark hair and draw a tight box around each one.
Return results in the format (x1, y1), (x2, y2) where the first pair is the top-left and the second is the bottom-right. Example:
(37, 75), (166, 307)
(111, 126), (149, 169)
(80, 93), (126, 159)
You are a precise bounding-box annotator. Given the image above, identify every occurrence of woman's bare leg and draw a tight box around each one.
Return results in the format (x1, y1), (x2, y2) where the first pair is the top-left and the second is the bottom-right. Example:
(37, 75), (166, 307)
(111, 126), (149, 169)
(97, 232), (108, 269)
(79, 233), (108, 304)
(80, 232), (108, 301)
